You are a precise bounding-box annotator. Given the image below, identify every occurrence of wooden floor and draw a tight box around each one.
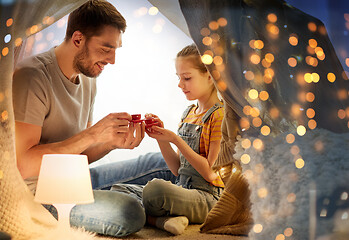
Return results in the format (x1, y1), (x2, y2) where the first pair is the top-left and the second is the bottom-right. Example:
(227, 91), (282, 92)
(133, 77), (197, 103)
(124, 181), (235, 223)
(97, 225), (249, 240)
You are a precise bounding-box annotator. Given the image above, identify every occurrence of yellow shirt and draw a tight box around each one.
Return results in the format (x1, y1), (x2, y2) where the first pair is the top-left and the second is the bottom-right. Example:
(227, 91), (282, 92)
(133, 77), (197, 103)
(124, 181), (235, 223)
(182, 105), (225, 188)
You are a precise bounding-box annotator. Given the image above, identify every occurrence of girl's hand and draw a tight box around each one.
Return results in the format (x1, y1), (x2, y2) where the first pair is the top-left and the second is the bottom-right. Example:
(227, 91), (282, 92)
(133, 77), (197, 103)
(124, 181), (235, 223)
(146, 125), (177, 143)
(144, 113), (164, 128)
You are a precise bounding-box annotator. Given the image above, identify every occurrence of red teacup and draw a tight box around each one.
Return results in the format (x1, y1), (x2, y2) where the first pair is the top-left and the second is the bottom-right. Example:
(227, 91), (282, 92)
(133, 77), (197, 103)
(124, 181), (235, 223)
(131, 114), (143, 123)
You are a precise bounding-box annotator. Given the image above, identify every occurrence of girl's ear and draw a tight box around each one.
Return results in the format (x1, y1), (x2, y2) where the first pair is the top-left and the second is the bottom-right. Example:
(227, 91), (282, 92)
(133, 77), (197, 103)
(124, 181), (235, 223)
(207, 73), (213, 84)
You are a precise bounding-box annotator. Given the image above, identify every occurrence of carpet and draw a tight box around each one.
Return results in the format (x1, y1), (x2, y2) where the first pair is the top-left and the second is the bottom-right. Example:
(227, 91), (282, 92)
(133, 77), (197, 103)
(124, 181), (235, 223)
(97, 225), (248, 240)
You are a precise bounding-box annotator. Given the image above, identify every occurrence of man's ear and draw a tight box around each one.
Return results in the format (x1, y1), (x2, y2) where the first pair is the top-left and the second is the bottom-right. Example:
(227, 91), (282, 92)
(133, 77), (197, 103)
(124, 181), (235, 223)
(71, 31), (85, 48)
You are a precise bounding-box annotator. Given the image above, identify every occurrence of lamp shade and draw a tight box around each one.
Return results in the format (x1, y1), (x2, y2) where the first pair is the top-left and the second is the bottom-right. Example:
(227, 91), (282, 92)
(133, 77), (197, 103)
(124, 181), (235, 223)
(34, 154), (94, 205)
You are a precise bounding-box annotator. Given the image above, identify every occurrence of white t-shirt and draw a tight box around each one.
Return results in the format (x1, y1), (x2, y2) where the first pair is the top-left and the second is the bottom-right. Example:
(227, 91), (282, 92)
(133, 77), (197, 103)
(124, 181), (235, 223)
(13, 47), (97, 192)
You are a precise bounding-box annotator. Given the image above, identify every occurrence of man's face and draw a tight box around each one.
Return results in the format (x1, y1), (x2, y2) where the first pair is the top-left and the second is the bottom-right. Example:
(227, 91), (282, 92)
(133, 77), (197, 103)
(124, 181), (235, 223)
(73, 25), (122, 78)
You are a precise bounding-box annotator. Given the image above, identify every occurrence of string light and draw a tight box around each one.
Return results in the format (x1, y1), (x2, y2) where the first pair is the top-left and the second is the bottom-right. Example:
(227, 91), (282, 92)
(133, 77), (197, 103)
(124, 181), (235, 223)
(253, 224), (263, 233)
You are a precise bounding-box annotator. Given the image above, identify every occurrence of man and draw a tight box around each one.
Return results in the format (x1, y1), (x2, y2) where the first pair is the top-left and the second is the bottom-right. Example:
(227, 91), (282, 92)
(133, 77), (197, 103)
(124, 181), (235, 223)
(12, 0), (171, 237)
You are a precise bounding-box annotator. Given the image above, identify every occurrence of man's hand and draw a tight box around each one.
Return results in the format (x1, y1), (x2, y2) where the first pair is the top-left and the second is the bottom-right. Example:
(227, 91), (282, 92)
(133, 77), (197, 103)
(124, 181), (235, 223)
(89, 112), (145, 150)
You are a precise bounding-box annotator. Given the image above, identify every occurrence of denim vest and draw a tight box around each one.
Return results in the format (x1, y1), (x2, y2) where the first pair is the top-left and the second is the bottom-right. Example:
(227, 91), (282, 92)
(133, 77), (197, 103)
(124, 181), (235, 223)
(176, 103), (224, 199)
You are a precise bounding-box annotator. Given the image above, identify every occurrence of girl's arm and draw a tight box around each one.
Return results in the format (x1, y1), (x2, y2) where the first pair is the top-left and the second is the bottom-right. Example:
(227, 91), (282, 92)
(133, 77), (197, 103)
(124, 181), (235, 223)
(148, 125), (218, 182)
(171, 134), (219, 182)
(145, 114), (180, 175)
(156, 140), (180, 176)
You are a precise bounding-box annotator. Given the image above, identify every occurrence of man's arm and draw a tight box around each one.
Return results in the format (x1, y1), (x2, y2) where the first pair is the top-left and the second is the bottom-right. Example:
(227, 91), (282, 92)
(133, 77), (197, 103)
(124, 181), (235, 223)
(15, 112), (144, 179)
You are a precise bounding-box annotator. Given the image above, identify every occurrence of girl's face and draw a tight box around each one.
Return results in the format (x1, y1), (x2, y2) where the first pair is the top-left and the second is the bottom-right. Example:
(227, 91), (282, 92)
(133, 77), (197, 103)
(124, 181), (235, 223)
(176, 57), (213, 101)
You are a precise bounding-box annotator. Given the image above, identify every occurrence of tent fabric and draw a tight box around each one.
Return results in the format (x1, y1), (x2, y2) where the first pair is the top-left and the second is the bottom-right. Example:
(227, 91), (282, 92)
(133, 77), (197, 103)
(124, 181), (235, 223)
(0, 1), (87, 238)
(179, 0), (349, 236)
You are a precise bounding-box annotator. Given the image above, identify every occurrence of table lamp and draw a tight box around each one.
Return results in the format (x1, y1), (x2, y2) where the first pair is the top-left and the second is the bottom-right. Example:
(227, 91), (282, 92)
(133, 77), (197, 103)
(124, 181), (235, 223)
(34, 154), (94, 229)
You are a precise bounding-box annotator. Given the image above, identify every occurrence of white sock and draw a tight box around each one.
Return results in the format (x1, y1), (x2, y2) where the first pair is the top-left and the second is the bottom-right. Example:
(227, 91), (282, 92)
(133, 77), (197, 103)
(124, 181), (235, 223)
(155, 216), (189, 235)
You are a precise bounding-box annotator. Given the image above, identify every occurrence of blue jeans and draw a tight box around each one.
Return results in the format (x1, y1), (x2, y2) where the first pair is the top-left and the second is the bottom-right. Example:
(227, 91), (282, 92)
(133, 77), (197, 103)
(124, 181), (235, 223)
(45, 152), (176, 237)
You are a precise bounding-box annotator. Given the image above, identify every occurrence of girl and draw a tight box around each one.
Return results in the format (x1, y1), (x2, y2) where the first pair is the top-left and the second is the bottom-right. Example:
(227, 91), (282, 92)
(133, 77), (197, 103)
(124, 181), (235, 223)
(143, 44), (224, 235)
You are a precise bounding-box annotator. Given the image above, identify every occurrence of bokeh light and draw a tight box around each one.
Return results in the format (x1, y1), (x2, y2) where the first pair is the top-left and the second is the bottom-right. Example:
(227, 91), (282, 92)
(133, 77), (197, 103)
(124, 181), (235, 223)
(297, 125), (306, 136)
(295, 158), (305, 169)
(253, 224), (263, 233)
(241, 154), (251, 164)
(286, 134), (295, 144)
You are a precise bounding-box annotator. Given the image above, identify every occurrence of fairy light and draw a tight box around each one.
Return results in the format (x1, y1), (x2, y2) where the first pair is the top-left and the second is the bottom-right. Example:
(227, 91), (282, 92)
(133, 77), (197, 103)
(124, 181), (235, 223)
(312, 73), (320, 83)
(243, 105), (252, 115)
(306, 92), (315, 102)
(254, 40), (264, 49)
(289, 35), (298, 46)
(287, 193), (296, 203)
(244, 170), (254, 180)
(253, 139), (264, 150)
(266, 23), (279, 35)
(249, 39), (256, 49)
(291, 104), (302, 117)
(258, 187), (268, 198)
(209, 21), (219, 30)
(241, 139), (251, 149)
(314, 140), (324, 152)
(1, 111), (9, 121)
(253, 224), (263, 233)
(213, 56), (223, 65)
(306, 108), (315, 118)
(265, 68), (275, 78)
(288, 57), (297, 67)
(338, 109), (346, 119)
(240, 117), (250, 130)
(295, 158), (305, 169)
(250, 107), (260, 117)
(284, 228), (293, 237)
(265, 53), (275, 63)
(338, 89), (348, 100)
(251, 54), (261, 64)
(308, 119), (317, 129)
(264, 75), (273, 84)
(308, 39), (318, 48)
(269, 107), (279, 119)
(306, 56), (318, 67)
(200, 28), (210, 36)
(217, 80), (227, 91)
(275, 234), (285, 240)
(148, 7), (158, 15)
(262, 59), (271, 68)
(259, 91), (269, 101)
(290, 145), (300, 155)
(307, 46), (316, 54)
(261, 126), (270, 136)
(217, 17), (227, 27)
(286, 134), (295, 144)
(346, 58), (349, 67)
(252, 117), (262, 127)
(297, 125), (306, 136)
(241, 154), (251, 164)
(2, 47), (9, 57)
(244, 71), (255, 80)
(327, 72), (336, 82)
(202, 36), (212, 46)
(15, 38), (22, 47)
(248, 89), (259, 99)
(201, 54), (213, 65)
(308, 22), (317, 32)
(341, 192), (348, 200)
(267, 13), (277, 23)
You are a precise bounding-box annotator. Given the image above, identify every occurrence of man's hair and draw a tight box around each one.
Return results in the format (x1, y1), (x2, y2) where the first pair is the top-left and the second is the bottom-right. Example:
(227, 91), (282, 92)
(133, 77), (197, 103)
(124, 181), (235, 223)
(65, 0), (126, 41)
(176, 44), (207, 74)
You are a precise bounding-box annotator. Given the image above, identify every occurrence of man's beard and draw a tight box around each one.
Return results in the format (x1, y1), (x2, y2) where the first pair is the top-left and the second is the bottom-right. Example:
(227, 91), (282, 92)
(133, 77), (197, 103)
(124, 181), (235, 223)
(73, 45), (100, 78)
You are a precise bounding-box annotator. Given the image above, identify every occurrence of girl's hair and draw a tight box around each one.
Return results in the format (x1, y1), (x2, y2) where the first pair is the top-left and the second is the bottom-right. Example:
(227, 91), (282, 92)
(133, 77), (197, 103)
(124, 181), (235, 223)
(176, 44), (207, 74)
